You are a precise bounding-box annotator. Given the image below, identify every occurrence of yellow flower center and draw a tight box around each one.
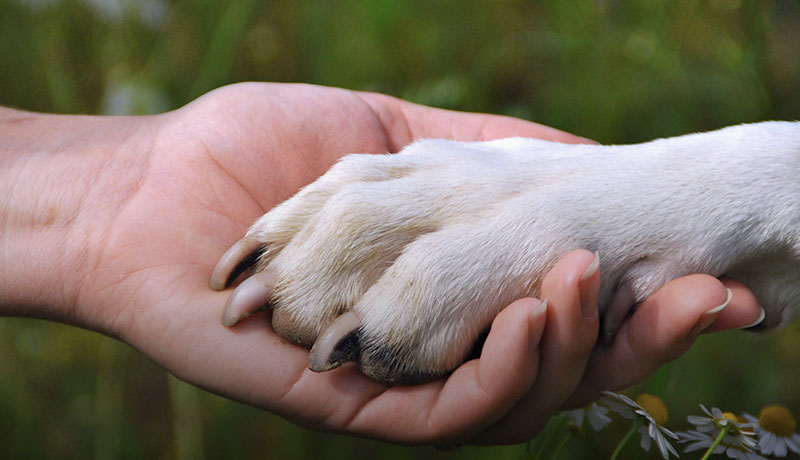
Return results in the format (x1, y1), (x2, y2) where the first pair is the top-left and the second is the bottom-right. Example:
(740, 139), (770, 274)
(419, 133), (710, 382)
(758, 405), (798, 437)
(713, 412), (752, 436)
(636, 393), (669, 426)
(722, 412), (747, 424)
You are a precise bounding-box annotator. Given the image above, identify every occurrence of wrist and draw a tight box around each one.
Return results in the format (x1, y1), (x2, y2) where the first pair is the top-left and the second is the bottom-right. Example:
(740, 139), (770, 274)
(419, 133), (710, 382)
(0, 107), (154, 331)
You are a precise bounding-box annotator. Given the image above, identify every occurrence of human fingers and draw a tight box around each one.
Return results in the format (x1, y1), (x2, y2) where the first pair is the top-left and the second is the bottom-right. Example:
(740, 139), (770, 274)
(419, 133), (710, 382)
(564, 274), (763, 408)
(356, 91), (595, 152)
(340, 296), (548, 445)
(472, 250), (600, 445)
(704, 276), (764, 332)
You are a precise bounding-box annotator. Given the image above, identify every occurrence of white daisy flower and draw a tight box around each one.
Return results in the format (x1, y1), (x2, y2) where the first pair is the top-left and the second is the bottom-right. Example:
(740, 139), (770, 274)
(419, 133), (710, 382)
(564, 402), (612, 432)
(686, 405), (757, 445)
(678, 430), (766, 460)
(743, 404), (800, 457)
(679, 405), (762, 460)
(603, 391), (679, 459)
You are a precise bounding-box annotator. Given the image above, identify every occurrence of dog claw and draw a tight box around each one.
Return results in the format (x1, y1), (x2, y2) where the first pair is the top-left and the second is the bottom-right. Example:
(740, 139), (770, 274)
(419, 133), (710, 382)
(210, 237), (264, 290)
(308, 311), (361, 372)
(221, 271), (276, 326)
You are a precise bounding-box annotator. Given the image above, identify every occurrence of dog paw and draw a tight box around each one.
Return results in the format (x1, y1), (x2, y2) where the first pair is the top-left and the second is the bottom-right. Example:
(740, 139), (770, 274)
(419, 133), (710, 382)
(210, 139), (579, 384)
(209, 122), (800, 384)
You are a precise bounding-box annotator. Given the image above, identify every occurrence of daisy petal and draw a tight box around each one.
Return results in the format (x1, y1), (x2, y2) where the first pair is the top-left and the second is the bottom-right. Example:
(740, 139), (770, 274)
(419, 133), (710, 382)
(688, 415), (712, 425)
(786, 434), (800, 454)
(640, 426), (653, 452)
(588, 410), (612, 431)
(774, 438), (788, 457)
(760, 431), (776, 454)
(684, 441), (710, 452)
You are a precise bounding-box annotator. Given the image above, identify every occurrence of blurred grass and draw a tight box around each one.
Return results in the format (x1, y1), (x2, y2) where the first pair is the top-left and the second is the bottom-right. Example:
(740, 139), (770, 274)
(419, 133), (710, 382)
(1, 0), (799, 458)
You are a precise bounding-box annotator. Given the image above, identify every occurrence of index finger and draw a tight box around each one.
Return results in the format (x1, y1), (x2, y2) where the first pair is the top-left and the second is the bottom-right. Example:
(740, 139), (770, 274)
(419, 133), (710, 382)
(357, 91), (596, 152)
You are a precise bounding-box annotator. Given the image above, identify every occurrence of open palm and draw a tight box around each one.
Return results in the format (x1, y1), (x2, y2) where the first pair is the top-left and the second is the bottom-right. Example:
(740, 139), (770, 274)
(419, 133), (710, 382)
(72, 82), (760, 445)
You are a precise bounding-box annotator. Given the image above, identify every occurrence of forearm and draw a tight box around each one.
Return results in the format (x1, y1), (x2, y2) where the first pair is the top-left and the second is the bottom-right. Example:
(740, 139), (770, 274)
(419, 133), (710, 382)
(0, 107), (152, 329)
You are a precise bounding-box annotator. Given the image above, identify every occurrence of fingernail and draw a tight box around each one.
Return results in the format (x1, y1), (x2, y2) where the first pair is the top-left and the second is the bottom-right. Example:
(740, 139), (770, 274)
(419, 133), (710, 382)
(580, 252), (600, 281)
(579, 252), (600, 319)
(529, 299), (548, 352)
(689, 288), (732, 336)
(741, 307), (766, 329)
(531, 299), (548, 320)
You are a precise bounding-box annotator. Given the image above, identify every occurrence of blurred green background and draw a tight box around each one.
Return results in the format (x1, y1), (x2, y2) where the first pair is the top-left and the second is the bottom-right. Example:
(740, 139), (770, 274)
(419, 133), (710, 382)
(1, 0), (799, 459)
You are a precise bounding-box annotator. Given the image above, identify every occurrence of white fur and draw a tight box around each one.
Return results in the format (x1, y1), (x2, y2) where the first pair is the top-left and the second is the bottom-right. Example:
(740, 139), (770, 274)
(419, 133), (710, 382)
(246, 121), (800, 378)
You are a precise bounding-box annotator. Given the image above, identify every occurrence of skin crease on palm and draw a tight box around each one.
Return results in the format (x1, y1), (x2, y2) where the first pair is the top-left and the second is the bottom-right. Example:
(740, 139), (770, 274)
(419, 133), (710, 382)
(0, 82), (763, 445)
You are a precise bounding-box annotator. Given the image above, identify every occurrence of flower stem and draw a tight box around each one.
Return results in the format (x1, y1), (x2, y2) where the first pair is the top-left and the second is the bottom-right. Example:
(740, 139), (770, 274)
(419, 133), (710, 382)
(610, 419), (644, 460)
(533, 415), (567, 459)
(700, 426), (732, 460)
(550, 433), (572, 460)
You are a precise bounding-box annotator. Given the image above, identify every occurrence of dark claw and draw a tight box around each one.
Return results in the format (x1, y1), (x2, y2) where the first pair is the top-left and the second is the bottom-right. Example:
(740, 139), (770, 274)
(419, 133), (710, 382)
(220, 270), (276, 326)
(308, 311), (361, 372)
(209, 237), (264, 290)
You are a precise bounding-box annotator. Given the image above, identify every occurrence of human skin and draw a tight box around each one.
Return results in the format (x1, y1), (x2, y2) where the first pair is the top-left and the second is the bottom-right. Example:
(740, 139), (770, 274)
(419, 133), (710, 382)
(0, 82), (763, 445)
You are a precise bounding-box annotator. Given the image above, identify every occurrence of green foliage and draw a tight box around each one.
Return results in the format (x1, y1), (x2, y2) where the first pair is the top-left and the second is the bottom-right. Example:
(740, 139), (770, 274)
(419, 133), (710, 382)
(1, 0), (799, 458)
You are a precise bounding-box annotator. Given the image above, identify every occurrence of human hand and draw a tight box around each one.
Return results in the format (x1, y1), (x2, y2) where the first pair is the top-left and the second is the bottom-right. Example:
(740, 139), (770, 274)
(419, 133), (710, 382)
(0, 83), (763, 445)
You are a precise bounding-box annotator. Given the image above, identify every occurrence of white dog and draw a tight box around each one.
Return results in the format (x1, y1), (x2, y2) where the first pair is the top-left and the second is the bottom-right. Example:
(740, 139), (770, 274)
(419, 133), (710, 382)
(209, 121), (800, 385)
